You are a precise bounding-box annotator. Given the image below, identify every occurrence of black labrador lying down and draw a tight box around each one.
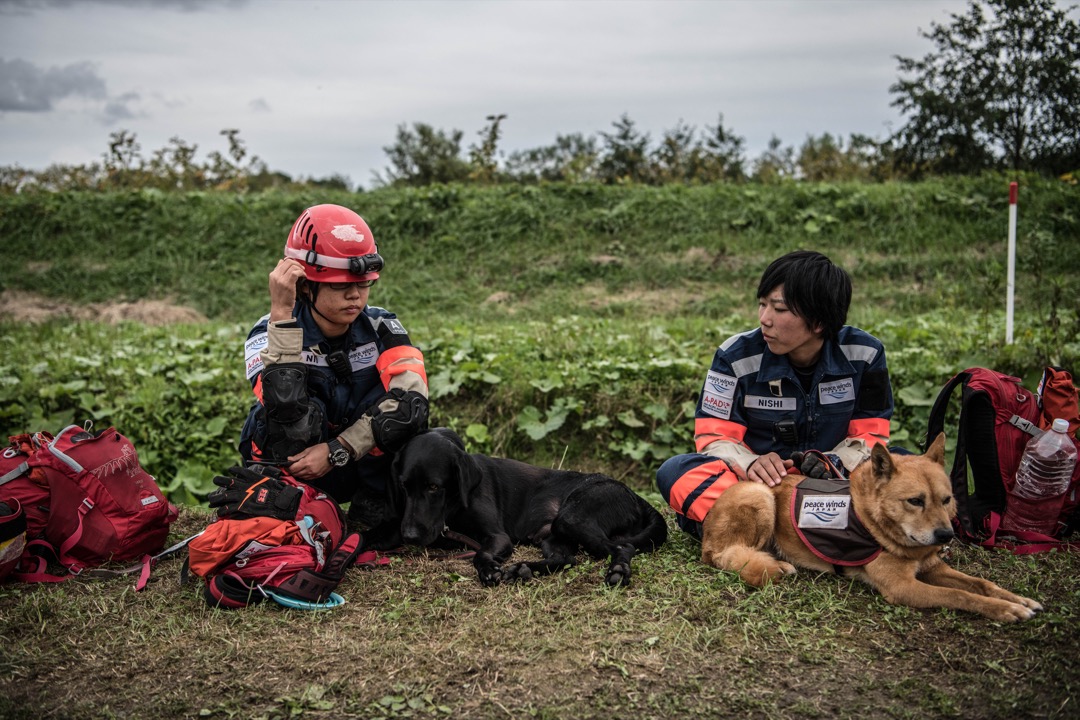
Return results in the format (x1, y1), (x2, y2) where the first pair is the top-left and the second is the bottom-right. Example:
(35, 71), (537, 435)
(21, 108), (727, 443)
(392, 428), (667, 587)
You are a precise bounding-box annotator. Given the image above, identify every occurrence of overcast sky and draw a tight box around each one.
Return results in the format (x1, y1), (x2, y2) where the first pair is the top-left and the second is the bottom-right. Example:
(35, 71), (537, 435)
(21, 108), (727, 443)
(0, 0), (1014, 188)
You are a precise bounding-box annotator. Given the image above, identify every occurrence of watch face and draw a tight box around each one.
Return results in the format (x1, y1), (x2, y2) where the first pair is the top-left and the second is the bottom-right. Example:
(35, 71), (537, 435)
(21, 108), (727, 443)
(328, 440), (349, 467)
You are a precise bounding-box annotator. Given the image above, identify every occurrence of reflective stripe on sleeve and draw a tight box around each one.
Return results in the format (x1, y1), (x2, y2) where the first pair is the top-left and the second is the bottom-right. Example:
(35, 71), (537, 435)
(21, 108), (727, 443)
(669, 458), (741, 523)
(376, 346), (428, 389)
(694, 417), (748, 453)
(847, 417), (890, 447)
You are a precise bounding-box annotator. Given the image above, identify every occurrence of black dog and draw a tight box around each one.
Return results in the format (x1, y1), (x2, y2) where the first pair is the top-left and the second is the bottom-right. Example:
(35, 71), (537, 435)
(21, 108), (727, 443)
(391, 428), (668, 587)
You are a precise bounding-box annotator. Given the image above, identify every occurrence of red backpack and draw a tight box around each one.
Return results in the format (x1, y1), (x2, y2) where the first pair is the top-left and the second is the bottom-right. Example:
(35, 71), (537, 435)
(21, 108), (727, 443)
(186, 464), (384, 609)
(926, 367), (1080, 553)
(0, 433), (51, 542)
(0, 499), (27, 581)
(0, 424), (178, 582)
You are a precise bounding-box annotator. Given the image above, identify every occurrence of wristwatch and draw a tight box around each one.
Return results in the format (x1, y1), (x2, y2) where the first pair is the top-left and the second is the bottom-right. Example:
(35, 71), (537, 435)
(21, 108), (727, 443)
(327, 437), (351, 467)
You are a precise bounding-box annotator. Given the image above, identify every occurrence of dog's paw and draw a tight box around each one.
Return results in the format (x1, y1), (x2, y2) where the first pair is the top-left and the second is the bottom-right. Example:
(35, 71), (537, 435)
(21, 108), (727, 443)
(997, 601), (1040, 623)
(604, 562), (631, 588)
(745, 560), (797, 587)
(501, 562), (534, 583)
(1017, 596), (1043, 613)
(478, 565), (503, 587)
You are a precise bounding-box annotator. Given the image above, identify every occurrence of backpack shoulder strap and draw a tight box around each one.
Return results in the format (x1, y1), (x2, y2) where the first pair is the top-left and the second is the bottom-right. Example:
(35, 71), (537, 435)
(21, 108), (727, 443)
(926, 370), (972, 446)
(926, 370), (977, 532)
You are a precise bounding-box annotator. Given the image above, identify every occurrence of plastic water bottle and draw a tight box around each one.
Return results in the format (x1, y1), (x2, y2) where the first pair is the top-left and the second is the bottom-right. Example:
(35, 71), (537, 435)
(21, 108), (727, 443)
(1001, 418), (1077, 536)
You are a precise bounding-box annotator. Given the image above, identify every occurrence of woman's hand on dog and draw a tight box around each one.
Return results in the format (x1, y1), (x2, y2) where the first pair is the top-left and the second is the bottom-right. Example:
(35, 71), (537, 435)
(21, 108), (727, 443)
(747, 452), (794, 487)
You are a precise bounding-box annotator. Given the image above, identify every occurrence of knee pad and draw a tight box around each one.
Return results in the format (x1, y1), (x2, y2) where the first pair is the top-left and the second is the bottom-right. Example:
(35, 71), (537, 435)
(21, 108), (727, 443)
(257, 401), (325, 463)
(261, 363), (310, 424)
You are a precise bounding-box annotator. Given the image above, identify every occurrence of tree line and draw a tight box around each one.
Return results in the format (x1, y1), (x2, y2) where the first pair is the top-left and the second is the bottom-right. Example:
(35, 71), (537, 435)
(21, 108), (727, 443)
(374, 114), (904, 188)
(2, 0), (1076, 193)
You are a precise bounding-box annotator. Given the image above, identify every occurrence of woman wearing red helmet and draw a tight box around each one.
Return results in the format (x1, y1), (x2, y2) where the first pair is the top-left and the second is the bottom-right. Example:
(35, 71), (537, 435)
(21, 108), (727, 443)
(239, 204), (429, 547)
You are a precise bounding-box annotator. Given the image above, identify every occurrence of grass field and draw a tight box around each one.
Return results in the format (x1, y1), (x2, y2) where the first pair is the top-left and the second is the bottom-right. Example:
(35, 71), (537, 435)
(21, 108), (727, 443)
(0, 177), (1078, 719)
(1, 505), (1077, 720)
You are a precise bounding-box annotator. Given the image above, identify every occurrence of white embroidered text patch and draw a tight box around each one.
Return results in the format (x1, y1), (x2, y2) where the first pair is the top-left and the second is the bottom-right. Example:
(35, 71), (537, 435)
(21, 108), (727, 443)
(798, 494), (851, 529)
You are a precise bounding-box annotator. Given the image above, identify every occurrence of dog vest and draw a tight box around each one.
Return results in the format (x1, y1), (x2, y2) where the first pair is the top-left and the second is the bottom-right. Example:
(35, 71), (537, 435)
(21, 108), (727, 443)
(789, 476), (881, 570)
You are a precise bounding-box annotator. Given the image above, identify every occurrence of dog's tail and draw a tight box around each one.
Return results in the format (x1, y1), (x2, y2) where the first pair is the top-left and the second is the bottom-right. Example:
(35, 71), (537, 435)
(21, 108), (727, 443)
(616, 503), (668, 553)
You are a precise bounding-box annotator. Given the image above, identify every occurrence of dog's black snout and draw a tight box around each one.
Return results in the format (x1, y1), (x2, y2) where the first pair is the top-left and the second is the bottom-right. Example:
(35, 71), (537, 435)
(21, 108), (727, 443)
(933, 527), (955, 545)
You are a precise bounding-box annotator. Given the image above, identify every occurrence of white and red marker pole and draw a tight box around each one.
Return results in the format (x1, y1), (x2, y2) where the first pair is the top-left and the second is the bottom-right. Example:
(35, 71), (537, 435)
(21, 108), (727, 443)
(1006, 181), (1018, 345)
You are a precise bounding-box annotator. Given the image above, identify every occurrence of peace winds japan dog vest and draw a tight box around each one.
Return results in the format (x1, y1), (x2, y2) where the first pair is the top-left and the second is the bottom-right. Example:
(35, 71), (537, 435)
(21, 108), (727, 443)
(790, 476), (881, 569)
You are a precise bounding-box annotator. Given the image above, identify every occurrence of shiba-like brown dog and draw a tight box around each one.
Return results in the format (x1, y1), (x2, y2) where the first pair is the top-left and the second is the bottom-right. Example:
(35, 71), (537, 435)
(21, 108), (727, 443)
(700, 434), (1042, 622)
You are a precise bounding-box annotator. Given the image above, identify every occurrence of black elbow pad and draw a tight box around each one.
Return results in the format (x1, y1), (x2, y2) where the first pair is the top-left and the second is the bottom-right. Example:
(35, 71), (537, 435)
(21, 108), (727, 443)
(370, 389), (430, 453)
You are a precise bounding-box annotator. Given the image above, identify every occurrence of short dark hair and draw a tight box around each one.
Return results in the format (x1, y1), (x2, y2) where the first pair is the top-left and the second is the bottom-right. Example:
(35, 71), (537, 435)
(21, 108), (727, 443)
(756, 250), (851, 340)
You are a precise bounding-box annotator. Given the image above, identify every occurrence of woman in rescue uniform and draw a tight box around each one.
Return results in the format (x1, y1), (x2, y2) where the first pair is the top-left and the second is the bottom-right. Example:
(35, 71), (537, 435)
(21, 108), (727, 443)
(239, 204), (429, 546)
(656, 250), (894, 538)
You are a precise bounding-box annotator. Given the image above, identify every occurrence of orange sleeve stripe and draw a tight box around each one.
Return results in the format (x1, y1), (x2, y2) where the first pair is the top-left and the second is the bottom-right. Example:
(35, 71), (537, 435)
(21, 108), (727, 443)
(377, 346), (428, 388)
(694, 417), (748, 453)
(668, 458), (741, 523)
(848, 417), (890, 446)
(252, 375), (264, 403)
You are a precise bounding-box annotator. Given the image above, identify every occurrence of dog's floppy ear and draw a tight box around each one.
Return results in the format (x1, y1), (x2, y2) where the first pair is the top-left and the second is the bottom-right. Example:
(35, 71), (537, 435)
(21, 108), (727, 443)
(924, 432), (946, 467)
(386, 443), (411, 516)
(455, 448), (481, 508)
(869, 442), (895, 483)
(432, 426), (467, 451)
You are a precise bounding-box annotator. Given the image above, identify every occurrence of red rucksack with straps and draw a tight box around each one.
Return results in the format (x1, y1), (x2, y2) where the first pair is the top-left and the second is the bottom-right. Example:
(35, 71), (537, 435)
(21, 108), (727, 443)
(0, 499), (27, 581)
(926, 367), (1080, 553)
(0, 433), (51, 543)
(0, 424), (178, 582)
(186, 464), (385, 609)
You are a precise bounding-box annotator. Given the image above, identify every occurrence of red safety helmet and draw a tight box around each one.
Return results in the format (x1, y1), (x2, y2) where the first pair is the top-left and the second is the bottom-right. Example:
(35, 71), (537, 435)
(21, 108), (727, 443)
(284, 204), (384, 283)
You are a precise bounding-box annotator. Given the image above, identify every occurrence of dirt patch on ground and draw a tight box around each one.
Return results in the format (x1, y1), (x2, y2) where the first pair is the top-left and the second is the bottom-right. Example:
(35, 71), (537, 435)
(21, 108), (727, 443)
(577, 281), (702, 314)
(0, 290), (207, 325)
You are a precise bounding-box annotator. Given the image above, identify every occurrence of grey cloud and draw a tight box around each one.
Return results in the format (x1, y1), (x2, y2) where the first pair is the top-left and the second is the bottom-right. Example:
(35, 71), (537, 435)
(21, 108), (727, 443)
(249, 98), (271, 113)
(0, 57), (106, 111)
(0, 0), (246, 13)
(101, 91), (141, 124)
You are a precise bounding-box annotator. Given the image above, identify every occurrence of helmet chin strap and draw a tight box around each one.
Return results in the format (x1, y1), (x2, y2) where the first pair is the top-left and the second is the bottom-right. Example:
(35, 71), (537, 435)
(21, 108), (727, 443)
(300, 283), (350, 338)
(299, 283), (330, 322)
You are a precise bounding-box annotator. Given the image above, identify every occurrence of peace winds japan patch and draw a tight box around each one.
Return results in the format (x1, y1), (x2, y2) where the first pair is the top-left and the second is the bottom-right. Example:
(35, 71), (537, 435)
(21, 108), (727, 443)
(798, 493), (851, 529)
(701, 371), (737, 419)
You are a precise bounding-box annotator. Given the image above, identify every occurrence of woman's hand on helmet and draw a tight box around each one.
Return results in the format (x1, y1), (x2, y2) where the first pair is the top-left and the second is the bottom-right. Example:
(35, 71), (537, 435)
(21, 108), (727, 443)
(269, 258), (307, 322)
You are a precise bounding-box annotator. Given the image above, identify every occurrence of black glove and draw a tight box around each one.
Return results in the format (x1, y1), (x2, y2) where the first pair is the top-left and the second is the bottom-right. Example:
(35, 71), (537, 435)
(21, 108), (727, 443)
(207, 465), (302, 520)
(790, 452), (836, 479)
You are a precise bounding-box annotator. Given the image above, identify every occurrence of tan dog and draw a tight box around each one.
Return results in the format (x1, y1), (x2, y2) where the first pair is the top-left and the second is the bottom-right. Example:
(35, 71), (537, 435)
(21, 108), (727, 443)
(700, 434), (1042, 622)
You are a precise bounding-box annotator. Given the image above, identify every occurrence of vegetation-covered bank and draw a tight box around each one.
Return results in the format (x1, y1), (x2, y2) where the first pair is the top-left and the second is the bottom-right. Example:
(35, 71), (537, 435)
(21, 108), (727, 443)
(0, 176), (1077, 500)
(1, 174), (1077, 326)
